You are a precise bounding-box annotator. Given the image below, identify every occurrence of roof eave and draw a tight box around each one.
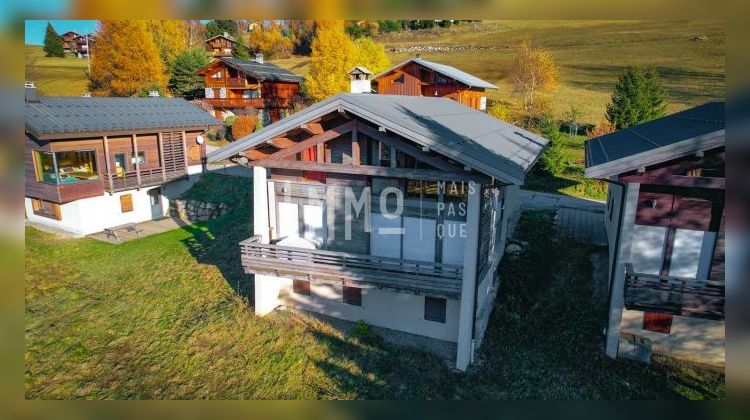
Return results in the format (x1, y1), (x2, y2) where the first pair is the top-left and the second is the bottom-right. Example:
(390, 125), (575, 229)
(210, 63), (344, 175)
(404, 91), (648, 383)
(584, 129), (725, 179)
(28, 124), (221, 141)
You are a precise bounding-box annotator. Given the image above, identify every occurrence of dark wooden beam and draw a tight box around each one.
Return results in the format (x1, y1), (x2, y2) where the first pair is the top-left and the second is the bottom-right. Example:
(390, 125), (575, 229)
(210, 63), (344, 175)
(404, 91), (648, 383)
(620, 173), (725, 189)
(255, 120), (357, 162)
(358, 123), (462, 172)
(132, 134), (142, 188)
(248, 159), (490, 183)
(243, 149), (271, 160)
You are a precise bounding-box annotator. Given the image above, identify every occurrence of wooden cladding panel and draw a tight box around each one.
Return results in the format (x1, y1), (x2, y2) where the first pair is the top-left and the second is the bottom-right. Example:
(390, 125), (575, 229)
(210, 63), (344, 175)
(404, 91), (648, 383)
(161, 131), (187, 173)
(120, 194), (133, 212)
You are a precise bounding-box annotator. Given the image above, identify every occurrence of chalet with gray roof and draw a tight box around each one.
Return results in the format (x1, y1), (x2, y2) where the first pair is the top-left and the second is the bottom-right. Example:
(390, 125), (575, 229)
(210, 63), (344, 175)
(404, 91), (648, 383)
(372, 57), (498, 111)
(196, 55), (304, 123)
(207, 93), (548, 371)
(24, 84), (222, 237)
(585, 101), (725, 367)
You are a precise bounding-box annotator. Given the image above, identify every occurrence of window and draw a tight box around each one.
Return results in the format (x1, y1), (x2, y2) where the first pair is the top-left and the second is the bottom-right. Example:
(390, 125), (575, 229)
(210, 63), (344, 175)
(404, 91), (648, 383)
(436, 76), (449, 85)
(120, 194), (133, 213)
(31, 198), (61, 220)
(343, 286), (362, 306)
(34, 150), (99, 184)
(211, 70), (223, 79)
(133, 151), (146, 168)
(293, 279), (311, 296)
(242, 89), (260, 99)
(394, 74), (405, 84)
(424, 297), (446, 323)
(643, 312), (672, 334)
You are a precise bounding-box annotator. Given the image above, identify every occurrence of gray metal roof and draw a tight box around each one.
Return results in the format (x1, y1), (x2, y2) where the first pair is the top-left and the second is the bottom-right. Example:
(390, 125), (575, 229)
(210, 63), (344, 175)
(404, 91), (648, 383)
(349, 66), (373, 75)
(205, 33), (236, 42)
(219, 58), (304, 83)
(585, 101), (725, 178)
(374, 57), (499, 90)
(26, 96), (222, 138)
(208, 93), (547, 184)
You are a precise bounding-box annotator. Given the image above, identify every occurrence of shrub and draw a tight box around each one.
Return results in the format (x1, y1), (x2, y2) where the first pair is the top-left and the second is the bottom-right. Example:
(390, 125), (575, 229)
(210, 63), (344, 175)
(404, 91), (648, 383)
(231, 115), (257, 140)
(351, 320), (382, 346)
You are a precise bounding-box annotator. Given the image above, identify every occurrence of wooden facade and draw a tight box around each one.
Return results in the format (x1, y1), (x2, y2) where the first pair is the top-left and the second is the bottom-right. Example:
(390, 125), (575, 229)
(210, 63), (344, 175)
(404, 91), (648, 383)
(199, 60), (301, 122)
(374, 61), (490, 110)
(621, 146), (726, 320)
(25, 129), (206, 204)
(205, 34), (235, 57)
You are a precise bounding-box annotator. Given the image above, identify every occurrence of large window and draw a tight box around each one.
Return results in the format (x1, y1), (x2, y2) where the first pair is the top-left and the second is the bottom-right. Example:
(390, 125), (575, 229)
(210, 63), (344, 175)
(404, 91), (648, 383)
(34, 150), (99, 185)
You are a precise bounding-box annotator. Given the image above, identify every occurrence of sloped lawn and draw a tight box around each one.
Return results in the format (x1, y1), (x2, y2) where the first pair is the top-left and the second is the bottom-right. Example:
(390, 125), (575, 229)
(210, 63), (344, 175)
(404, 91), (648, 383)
(24, 176), (724, 399)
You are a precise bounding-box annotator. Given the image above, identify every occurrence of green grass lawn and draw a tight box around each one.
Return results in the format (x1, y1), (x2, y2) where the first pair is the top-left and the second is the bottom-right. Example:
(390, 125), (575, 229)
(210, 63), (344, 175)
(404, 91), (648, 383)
(25, 45), (90, 96)
(24, 175), (724, 399)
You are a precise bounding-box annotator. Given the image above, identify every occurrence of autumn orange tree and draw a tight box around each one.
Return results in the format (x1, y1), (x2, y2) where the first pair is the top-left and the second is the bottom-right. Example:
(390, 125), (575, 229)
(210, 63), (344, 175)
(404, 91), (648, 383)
(89, 21), (167, 96)
(231, 115), (257, 140)
(147, 20), (189, 71)
(510, 41), (559, 113)
(246, 22), (293, 59)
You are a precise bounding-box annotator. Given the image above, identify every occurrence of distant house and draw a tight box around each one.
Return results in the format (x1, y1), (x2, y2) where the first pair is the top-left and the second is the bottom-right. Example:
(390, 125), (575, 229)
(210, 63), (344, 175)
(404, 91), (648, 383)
(59, 31), (78, 53)
(585, 102), (725, 367)
(24, 84), (222, 236)
(205, 32), (236, 57)
(207, 93), (548, 371)
(196, 55), (304, 124)
(372, 57), (498, 111)
(58, 31), (95, 58)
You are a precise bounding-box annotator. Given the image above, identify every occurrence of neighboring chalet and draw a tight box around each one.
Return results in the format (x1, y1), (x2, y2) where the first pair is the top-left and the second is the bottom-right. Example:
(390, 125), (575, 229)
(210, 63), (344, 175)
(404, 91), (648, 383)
(59, 31), (95, 58)
(24, 84), (222, 236)
(197, 55), (304, 123)
(585, 102), (725, 367)
(205, 32), (236, 57)
(372, 57), (498, 111)
(207, 93), (548, 371)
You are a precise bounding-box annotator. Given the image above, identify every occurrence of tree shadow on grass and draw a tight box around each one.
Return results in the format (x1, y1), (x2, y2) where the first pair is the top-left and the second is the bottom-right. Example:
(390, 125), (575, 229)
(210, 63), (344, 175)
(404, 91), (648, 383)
(179, 209), (255, 301)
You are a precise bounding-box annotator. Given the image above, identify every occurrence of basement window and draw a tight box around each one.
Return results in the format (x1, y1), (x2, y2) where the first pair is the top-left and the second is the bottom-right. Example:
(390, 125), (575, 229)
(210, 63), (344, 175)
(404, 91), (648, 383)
(424, 296), (446, 323)
(31, 198), (61, 220)
(293, 280), (311, 296)
(342, 286), (362, 306)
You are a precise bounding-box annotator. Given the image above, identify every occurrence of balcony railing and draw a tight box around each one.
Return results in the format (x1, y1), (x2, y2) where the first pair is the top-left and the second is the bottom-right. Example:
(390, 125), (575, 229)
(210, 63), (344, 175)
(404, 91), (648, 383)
(105, 167), (187, 193)
(204, 98), (264, 108)
(239, 235), (464, 298)
(624, 263), (725, 320)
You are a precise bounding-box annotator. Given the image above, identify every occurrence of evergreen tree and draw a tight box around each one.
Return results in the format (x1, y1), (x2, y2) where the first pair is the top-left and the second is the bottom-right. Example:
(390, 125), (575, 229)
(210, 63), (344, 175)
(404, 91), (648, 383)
(605, 66), (666, 129)
(205, 20), (239, 39)
(169, 48), (210, 98)
(43, 22), (65, 57)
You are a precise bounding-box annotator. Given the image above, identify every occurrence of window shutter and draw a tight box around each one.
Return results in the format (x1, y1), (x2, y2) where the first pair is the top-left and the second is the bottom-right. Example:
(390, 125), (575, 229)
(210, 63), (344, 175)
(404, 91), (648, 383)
(120, 194), (134, 213)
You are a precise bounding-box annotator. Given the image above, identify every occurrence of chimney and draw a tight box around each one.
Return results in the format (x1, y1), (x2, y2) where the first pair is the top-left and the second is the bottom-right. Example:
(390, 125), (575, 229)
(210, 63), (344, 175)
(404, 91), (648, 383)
(148, 91), (160, 97)
(25, 81), (38, 103)
(348, 67), (372, 94)
(255, 53), (264, 64)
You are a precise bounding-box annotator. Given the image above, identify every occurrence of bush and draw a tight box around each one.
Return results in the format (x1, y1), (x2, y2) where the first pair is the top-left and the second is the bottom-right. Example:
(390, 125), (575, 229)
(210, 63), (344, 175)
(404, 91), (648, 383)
(351, 320), (382, 346)
(231, 115), (257, 140)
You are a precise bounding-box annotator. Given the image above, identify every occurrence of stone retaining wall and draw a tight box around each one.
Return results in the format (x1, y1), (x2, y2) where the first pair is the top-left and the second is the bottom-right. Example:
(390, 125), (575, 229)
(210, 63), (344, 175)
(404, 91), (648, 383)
(173, 199), (230, 222)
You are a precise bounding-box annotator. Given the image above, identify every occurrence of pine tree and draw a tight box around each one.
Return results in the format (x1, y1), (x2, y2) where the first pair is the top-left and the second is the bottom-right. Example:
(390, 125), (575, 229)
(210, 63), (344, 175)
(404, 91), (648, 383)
(306, 21), (357, 101)
(169, 48), (210, 98)
(205, 20), (238, 39)
(43, 22), (65, 57)
(605, 66), (666, 129)
(89, 21), (167, 96)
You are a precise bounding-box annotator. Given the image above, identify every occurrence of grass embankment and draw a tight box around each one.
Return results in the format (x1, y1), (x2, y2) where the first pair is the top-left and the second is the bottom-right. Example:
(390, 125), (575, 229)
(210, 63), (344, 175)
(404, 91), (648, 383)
(25, 175), (724, 398)
(25, 45), (90, 96)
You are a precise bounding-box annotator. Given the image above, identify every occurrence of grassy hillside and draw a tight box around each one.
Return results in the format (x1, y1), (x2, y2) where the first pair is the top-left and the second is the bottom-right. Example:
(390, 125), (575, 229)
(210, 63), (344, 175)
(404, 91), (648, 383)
(25, 45), (90, 96)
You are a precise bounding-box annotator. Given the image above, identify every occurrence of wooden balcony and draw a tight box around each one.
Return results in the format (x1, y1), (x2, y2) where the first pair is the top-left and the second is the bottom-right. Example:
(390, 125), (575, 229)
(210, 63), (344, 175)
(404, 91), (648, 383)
(240, 235), (464, 298)
(105, 167), (187, 193)
(624, 263), (725, 320)
(204, 98), (264, 108)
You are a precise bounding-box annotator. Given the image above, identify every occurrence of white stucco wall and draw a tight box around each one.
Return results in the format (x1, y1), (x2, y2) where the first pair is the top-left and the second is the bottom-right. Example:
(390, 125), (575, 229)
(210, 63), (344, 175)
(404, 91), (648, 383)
(621, 309), (725, 367)
(255, 275), (461, 342)
(25, 186), (166, 236)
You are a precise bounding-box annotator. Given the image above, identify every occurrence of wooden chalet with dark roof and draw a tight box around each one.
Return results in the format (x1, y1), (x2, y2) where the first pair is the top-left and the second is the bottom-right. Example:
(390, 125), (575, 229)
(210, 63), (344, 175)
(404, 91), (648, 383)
(196, 56), (304, 123)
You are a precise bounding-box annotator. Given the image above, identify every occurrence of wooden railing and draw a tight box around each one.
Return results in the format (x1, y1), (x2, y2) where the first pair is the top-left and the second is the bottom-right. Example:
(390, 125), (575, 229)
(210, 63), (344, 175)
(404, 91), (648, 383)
(105, 167), (187, 192)
(624, 263), (725, 320)
(239, 235), (464, 298)
(204, 98), (264, 108)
